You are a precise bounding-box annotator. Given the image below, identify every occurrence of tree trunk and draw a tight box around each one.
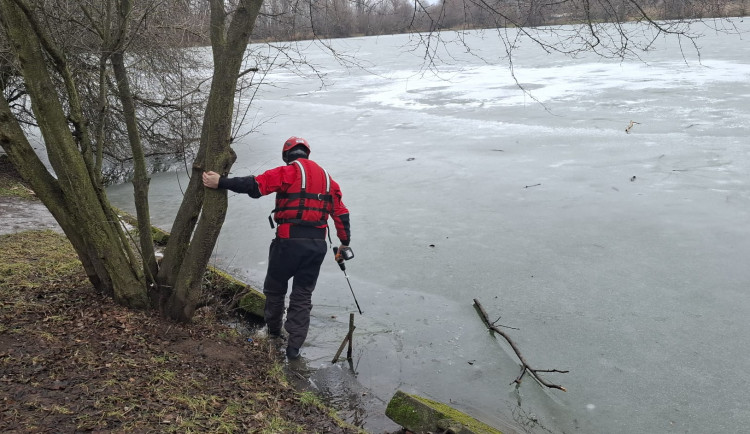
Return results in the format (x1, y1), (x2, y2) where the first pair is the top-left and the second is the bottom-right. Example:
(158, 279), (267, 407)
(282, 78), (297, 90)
(111, 45), (159, 286)
(159, 0), (264, 321)
(0, 96), (105, 290)
(0, 0), (149, 308)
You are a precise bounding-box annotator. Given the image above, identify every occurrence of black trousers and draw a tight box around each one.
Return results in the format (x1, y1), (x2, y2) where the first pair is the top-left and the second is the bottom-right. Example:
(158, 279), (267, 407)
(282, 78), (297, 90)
(263, 238), (327, 349)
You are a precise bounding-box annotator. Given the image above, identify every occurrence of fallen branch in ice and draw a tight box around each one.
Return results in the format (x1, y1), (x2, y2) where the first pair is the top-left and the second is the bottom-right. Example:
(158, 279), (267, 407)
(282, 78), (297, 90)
(524, 183), (541, 189)
(473, 298), (568, 392)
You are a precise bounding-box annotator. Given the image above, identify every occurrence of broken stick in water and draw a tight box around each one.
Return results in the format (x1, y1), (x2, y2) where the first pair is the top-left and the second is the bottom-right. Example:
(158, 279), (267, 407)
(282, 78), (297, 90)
(332, 313), (356, 363)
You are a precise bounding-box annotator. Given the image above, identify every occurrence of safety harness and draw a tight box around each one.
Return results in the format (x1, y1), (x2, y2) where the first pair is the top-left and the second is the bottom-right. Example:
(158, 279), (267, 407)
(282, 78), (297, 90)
(269, 159), (333, 228)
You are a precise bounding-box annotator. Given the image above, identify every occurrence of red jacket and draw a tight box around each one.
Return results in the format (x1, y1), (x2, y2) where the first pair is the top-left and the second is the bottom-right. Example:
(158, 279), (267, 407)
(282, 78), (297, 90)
(219, 158), (350, 244)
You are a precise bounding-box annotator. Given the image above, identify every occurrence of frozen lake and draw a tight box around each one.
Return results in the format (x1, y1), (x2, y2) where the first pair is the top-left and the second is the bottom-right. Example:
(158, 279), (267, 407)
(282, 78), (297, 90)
(108, 20), (750, 434)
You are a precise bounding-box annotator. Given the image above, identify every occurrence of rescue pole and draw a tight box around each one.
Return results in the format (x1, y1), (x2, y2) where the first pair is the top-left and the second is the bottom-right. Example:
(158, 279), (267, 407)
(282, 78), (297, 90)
(333, 246), (362, 315)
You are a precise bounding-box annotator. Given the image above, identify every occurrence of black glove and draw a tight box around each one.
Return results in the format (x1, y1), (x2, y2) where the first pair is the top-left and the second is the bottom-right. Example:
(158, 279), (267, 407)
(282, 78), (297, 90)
(335, 245), (353, 262)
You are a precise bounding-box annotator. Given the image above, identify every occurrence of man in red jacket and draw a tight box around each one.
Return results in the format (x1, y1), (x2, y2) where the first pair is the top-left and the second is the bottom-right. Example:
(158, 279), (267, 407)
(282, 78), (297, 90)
(202, 137), (351, 360)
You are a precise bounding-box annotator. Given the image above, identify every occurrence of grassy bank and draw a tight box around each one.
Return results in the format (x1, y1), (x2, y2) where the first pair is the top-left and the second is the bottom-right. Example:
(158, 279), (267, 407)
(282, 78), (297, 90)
(0, 155), (35, 200)
(0, 155), (365, 433)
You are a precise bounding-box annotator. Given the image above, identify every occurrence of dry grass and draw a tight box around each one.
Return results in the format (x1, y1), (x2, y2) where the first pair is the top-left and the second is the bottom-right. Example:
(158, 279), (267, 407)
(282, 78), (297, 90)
(0, 229), (364, 433)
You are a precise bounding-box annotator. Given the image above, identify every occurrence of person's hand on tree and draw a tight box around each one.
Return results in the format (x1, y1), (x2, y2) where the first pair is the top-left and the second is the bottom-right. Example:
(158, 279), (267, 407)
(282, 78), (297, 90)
(202, 171), (220, 189)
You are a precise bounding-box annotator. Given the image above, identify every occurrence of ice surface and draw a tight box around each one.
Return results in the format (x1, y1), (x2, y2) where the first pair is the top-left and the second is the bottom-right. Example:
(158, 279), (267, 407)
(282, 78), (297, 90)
(108, 20), (750, 434)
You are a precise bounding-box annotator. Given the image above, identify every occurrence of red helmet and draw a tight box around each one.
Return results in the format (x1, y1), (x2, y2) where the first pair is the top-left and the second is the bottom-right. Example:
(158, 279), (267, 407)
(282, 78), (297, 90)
(282, 136), (311, 159)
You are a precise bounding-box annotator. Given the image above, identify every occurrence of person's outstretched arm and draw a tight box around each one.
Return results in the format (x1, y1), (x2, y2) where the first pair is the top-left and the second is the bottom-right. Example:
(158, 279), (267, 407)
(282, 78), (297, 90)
(202, 170), (262, 198)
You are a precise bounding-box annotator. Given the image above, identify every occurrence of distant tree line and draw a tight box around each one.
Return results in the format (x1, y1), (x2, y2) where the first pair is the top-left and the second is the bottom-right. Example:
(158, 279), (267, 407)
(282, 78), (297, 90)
(250, 0), (750, 40)
(146, 0), (750, 44)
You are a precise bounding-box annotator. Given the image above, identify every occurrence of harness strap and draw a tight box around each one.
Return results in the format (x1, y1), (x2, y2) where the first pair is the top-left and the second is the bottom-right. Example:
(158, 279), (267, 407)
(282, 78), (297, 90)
(289, 160), (332, 216)
(275, 192), (333, 201)
(321, 168), (332, 219)
(293, 160), (307, 221)
(275, 218), (328, 227)
(270, 160), (333, 230)
(275, 205), (332, 213)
